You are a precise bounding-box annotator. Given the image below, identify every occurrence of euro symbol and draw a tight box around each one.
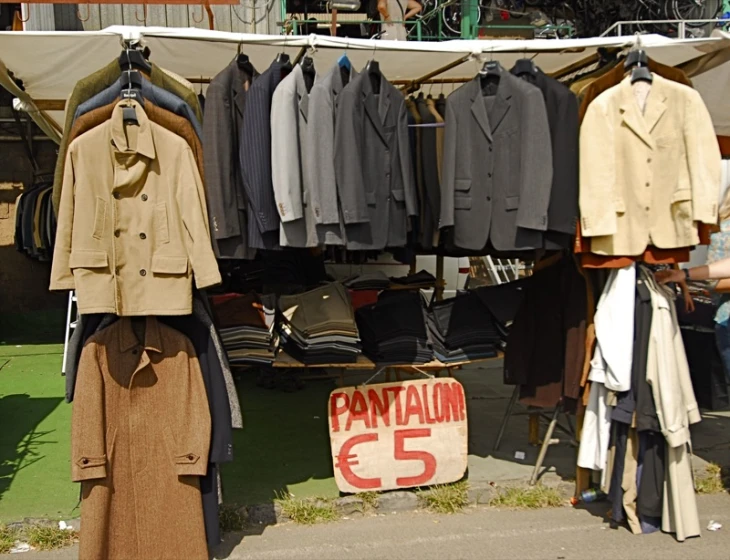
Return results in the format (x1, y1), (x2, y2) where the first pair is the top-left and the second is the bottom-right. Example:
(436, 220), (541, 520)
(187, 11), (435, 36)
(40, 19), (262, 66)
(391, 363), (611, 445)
(334, 433), (381, 490)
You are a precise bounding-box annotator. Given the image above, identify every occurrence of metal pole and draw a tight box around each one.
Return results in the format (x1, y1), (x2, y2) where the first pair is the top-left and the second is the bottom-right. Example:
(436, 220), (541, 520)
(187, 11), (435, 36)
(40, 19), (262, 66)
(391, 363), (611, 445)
(679, 20), (686, 39)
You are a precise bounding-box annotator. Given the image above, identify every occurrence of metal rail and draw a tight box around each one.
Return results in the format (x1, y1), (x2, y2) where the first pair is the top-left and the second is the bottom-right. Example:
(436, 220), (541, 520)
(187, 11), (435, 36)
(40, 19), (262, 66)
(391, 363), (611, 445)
(601, 18), (730, 38)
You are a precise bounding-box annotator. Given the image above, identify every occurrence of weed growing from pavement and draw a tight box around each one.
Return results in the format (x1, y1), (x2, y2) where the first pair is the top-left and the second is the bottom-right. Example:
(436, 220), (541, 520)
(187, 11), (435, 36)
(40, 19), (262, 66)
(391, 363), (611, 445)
(358, 491), (380, 511)
(275, 492), (340, 525)
(488, 484), (564, 509)
(219, 504), (247, 532)
(0, 525), (16, 554)
(418, 481), (470, 514)
(25, 525), (77, 551)
(695, 463), (729, 494)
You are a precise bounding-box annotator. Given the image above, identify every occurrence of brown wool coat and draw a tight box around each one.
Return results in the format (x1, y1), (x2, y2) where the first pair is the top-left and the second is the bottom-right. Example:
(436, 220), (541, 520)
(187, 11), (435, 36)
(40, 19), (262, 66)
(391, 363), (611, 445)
(72, 317), (211, 560)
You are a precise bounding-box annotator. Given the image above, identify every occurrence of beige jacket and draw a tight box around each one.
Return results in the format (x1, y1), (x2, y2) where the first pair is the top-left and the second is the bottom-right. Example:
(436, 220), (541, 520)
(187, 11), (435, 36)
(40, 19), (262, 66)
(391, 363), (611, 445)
(50, 101), (220, 316)
(580, 75), (720, 255)
(642, 268), (701, 448)
(72, 317), (210, 559)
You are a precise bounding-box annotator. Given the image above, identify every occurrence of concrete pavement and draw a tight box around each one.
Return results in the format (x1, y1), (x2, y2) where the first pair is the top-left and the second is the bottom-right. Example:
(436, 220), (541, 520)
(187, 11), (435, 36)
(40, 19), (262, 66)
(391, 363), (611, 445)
(8, 493), (730, 560)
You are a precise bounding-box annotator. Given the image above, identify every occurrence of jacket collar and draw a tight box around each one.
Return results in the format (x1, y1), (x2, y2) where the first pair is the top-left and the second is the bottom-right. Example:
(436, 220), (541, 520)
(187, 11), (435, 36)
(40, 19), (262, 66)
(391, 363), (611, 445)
(469, 71), (513, 142)
(109, 100), (156, 159)
(293, 65), (315, 122)
(118, 316), (163, 354)
(229, 59), (257, 117)
(619, 74), (668, 150)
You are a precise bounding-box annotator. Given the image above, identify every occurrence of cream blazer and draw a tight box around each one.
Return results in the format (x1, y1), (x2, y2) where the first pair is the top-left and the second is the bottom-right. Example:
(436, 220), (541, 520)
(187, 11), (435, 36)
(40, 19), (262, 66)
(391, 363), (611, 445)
(580, 75), (720, 255)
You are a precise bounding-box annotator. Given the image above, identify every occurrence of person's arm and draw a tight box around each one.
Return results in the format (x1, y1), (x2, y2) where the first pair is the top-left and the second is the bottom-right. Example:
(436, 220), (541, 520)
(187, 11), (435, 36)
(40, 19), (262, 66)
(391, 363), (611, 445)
(656, 257), (730, 284)
(672, 264), (696, 313)
(378, 0), (390, 21)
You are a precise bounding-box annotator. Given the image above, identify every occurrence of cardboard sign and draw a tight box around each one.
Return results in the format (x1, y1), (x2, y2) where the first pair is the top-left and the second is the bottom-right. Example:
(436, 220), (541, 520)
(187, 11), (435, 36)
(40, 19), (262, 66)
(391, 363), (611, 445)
(328, 378), (468, 493)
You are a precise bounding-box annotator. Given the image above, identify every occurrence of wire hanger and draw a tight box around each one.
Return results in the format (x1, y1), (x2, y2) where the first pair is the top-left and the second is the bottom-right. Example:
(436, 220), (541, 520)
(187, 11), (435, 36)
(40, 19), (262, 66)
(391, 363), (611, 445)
(236, 41), (254, 74)
(513, 47), (538, 76)
(120, 50), (139, 125)
(625, 33), (652, 84)
(276, 36), (291, 66)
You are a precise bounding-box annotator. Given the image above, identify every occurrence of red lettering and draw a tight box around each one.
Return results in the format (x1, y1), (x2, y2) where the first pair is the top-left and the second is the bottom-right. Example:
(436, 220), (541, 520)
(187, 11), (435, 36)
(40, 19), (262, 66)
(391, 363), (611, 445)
(345, 391), (371, 431)
(433, 384), (444, 422)
(335, 434), (381, 490)
(404, 385), (425, 425)
(440, 383), (460, 422)
(454, 382), (467, 421)
(421, 385), (436, 424)
(330, 392), (350, 432)
(386, 387), (405, 425)
(394, 429), (437, 487)
(368, 389), (390, 429)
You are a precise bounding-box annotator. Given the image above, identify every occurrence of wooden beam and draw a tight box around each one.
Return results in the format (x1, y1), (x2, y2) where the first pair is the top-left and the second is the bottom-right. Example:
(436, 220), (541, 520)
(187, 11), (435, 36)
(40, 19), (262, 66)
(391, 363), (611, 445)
(34, 100), (66, 111)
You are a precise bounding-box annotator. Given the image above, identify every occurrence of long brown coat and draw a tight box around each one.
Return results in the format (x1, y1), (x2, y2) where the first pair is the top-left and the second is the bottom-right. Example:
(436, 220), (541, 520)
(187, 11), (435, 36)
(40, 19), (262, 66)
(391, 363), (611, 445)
(72, 317), (211, 560)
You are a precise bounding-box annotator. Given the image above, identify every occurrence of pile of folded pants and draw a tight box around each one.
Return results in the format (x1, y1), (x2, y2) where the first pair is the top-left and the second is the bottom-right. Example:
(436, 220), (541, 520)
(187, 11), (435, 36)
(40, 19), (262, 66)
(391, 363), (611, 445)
(427, 291), (500, 363)
(343, 270), (391, 291)
(277, 282), (361, 364)
(390, 269), (436, 289)
(356, 291), (433, 365)
(473, 279), (527, 351)
(212, 292), (278, 365)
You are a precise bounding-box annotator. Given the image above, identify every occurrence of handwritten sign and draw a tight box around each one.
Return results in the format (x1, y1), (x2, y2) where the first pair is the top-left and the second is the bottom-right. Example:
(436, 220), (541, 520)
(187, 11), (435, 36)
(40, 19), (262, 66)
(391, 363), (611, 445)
(328, 378), (468, 493)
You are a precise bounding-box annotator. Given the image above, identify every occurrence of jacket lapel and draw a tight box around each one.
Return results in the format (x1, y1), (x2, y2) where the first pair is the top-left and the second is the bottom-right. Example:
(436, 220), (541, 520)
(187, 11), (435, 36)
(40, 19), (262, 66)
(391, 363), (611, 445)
(619, 77), (655, 150)
(231, 62), (255, 118)
(469, 79), (492, 143)
(489, 85), (512, 134)
(362, 74), (388, 145)
(294, 66), (312, 123)
(643, 79), (668, 136)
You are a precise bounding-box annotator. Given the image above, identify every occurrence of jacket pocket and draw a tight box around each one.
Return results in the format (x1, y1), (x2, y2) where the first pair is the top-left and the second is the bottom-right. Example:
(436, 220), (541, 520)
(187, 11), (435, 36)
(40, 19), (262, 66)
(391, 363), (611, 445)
(454, 196), (472, 210)
(671, 189), (692, 203)
(92, 197), (106, 240)
(69, 250), (108, 269)
(392, 189), (405, 205)
(155, 203), (170, 244)
(151, 255), (189, 276)
(615, 198), (626, 213)
(505, 195), (520, 211)
(455, 179), (471, 192)
(365, 192), (376, 206)
(671, 189), (693, 223)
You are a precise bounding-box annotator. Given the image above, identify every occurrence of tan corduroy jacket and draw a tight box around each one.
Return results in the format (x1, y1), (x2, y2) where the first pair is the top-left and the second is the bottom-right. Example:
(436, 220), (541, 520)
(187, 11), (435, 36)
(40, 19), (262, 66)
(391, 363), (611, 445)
(72, 317), (210, 560)
(50, 101), (220, 315)
(579, 75), (720, 256)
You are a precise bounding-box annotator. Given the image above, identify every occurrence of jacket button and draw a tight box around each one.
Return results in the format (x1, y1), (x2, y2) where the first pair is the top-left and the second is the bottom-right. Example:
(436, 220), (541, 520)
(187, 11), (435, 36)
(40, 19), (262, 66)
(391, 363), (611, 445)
(113, 192), (121, 200)
(645, 182), (650, 187)
(645, 206), (650, 211)
(132, 349), (138, 355)
(114, 229), (120, 237)
(81, 458), (89, 465)
(114, 267), (120, 275)
(141, 194), (148, 202)
(647, 158), (652, 163)
(139, 269), (147, 276)
(487, 196), (491, 202)
(488, 173), (492, 178)
(139, 232), (146, 240)
(489, 146), (493, 152)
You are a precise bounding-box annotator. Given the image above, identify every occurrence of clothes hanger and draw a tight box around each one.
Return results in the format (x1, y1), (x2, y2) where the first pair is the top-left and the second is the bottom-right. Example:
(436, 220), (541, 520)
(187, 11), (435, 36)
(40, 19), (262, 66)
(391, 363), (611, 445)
(275, 38), (292, 68)
(236, 42), (254, 74)
(337, 42), (351, 71)
(512, 50), (538, 77)
(365, 41), (381, 92)
(118, 44), (151, 74)
(625, 49), (652, 84)
(119, 50), (141, 125)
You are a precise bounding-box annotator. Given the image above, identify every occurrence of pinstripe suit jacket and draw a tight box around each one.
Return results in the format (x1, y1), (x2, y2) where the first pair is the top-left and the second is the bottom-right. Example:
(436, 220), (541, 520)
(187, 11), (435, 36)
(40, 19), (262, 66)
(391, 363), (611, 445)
(334, 70), (418, 251)
(440, 71), (553, 252)
(203, 60), (258, 259)
(240, 59), (291, 250)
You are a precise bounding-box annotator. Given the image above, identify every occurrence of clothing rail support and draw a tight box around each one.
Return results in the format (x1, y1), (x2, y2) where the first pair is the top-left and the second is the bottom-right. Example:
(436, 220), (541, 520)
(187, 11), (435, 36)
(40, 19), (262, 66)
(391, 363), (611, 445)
(493, 385), (519, 452)
(529, 403), (562, 486)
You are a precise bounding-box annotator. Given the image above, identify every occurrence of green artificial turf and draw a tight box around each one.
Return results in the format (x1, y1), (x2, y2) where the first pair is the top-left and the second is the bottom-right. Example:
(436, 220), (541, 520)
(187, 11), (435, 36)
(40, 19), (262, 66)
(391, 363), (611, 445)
(0, 311), (341, 522)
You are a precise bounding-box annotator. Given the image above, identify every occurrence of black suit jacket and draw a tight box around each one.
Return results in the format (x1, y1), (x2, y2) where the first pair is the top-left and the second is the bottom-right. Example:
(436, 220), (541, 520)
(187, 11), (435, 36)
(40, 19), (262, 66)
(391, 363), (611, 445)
(511, 67), (579, 249)
(417, 96), (441, 250)
(240, 59), (291, 250)
(203, 60), (258, 259)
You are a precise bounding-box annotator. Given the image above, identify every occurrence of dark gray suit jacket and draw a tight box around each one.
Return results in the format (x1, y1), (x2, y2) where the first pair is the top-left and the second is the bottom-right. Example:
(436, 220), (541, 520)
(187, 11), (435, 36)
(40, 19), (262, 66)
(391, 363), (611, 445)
(334, 70), (418, 251)
(202, 60), (258, 260)
(511, 67), (579, 250)
(440, 71), (553, 252)
(240, 59), (291, 250)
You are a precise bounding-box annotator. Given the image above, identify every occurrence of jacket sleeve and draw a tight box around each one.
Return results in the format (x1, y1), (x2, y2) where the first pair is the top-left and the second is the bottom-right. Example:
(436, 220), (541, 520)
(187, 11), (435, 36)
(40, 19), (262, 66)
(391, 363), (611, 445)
(178, 146), (222, 289)
(439, 97), (458, 229)
(549, 90), (579, 235)
(397, 99), (418, 218)
(670, 305), (702, 426)
(271, 82), (303, 223)
(308, 87), (339, 225)
(579, 99), (618, 237)
(52, 88), (84, 215)
(334, 87), (370, 224)
(71, 341), (108, 482)
(685, 88), (720, 225)
(517, 88), (552, 232)
(202, 81), (241, 241)
(169, 338), (212, 477)
(49, 144), (77, 291)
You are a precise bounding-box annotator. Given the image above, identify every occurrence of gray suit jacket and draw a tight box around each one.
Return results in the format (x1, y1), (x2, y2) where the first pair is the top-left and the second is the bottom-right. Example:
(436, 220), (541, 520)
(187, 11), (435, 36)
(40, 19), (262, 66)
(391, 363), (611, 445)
(334, 70), (417, 251)
(203, 60), (258, 259)
(271, 65), (319, 248)
(74, 76), (203, 140)
(440, 71), (553, 252)
(307, 64), (357, 246)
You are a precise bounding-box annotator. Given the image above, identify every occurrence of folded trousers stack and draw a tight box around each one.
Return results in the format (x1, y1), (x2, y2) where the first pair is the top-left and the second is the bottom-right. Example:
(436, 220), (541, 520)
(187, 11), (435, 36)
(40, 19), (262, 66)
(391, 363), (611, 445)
(212, 292), (277, 365)
(278, 282), (361, 364)
(356, 291), (433, 364)
(428, 291), (500, 363)
(473, 279), (528, 351)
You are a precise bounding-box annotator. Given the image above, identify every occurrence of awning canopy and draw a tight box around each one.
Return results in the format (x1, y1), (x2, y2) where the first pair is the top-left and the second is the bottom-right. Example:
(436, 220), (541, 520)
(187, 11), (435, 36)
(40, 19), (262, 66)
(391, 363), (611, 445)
(1, 26), (729, 143)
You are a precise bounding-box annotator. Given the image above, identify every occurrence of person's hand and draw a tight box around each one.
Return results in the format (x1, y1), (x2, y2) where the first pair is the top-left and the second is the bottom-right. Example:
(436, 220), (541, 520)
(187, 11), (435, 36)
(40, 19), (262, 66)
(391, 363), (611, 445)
(683, 290), (696, 314)
(655, 268), (684, 285)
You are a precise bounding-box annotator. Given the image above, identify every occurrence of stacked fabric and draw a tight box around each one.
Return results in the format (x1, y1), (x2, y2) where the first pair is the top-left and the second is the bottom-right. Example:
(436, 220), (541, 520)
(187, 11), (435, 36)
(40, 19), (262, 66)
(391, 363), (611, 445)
(473, 279), (528, 350)
(356, 291), (433, 365)
(212, 292), (277, 365)
(427, 291), (500, 363)
(278, 283), (361, 365)
(343, 271), (391, 291)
